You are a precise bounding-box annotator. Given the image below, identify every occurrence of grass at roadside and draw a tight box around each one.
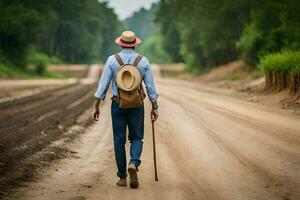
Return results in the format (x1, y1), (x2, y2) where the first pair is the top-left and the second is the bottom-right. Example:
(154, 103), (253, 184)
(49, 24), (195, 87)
(258, 51), (300, 74)
(251, 68), (264, 79)
(184, 66), (211, 76)
(0, 64), (35, 78)
(224, 73), (245, 80)
(0, 64), (67, 79)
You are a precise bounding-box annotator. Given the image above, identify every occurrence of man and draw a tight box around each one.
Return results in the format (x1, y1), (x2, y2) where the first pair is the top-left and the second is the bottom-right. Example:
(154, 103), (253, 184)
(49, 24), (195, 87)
(92, 31), (159, 189)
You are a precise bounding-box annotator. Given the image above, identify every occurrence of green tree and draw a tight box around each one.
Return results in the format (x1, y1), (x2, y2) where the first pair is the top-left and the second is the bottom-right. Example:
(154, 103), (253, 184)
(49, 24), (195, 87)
(124, 3), (159, 41)
(138, 34), (171, 64)
(237, 0), (300, 65)
(156, 0), (253, 69)
(156, 0), (183, 63)
(0, 3), (42, 67)
(0, 0), (123, 71)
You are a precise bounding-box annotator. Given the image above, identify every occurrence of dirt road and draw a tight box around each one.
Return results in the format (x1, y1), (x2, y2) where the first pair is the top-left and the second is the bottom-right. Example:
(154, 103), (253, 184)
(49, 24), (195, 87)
(6, 73), (299, 200)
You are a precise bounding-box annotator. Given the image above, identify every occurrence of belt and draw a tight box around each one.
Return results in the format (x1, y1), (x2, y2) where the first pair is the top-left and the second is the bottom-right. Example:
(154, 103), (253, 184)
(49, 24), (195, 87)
(111, 95), (119, 103)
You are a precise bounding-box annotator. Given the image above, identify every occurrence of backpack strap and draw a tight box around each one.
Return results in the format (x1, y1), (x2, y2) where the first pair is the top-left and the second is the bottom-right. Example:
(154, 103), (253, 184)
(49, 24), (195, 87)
(115, 54), (124, 66)
(133, 55), (143, 66)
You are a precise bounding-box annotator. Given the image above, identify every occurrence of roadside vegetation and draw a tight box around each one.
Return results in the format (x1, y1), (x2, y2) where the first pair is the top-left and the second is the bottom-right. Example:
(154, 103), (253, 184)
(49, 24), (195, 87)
(151, 0), (300, 92)
(260, 51), (300, 92)
(155, 0), (299, 68)
(1, 0), (299, 89)
(0, 0), (122, 77)
(123, 1), (299, 92)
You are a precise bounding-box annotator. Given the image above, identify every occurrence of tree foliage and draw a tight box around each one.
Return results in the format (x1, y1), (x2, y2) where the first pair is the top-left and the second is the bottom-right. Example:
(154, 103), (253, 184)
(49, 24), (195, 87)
(138, 34), (171, 64)
(124, 3), (159, 42)
(156, 0), (300, 69)
(0, 2), (42, 67)
(237, 0), (300, 65)
(123, 3), (171, 63)
(0, 0), (123, 68)
(156, 0), (183, 63)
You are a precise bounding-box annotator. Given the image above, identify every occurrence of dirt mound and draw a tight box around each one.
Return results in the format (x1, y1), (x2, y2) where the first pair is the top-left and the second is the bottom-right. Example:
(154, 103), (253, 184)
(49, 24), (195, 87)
(200, 61), (250, 82)
(48, 64), (89, 78)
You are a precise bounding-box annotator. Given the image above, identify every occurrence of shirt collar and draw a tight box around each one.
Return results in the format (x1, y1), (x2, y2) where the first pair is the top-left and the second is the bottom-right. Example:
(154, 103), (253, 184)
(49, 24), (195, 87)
(121, 48), (135, 53)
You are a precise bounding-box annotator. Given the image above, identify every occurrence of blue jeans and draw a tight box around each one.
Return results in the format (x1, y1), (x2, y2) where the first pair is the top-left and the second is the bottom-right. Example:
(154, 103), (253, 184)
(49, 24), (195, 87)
(111, 101), (144, 178)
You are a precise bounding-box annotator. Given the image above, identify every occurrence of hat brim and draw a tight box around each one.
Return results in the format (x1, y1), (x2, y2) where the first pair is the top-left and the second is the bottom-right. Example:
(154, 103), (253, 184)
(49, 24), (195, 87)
(115, 37), (142, 47)
(116, 65), (142, 92)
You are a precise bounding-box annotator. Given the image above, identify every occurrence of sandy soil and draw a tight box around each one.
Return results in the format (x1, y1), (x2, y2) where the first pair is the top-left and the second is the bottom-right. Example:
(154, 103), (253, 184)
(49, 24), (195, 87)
(167, 61), (300, 114)
(48, 64), (89, 78)
(5, 75), (299, 200)
(0, 79), (78, 103)
(0, 65), (102, 197)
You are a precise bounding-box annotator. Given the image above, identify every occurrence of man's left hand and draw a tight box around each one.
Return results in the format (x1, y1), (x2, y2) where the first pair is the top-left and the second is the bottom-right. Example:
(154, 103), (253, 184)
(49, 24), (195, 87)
(151, 108), (159, 122)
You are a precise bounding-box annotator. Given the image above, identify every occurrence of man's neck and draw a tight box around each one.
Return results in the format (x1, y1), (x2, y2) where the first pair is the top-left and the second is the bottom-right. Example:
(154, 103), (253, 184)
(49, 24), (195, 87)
(121, 48), (135, 52)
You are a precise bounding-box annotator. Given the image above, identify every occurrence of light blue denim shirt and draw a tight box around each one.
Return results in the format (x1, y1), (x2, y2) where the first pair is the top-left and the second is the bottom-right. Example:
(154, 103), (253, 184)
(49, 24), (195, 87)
(94, 49), (159, 101)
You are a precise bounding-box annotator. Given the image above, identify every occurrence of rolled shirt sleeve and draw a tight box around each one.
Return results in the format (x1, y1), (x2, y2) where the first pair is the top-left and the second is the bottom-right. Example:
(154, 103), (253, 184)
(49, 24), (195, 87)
(142, 58), (159, 101)
(94, 56), (113, 100)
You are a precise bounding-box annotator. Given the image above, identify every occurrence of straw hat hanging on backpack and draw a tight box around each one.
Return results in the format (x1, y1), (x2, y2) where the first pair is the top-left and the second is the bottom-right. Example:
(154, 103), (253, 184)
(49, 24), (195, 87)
(115, 52), (146, 109)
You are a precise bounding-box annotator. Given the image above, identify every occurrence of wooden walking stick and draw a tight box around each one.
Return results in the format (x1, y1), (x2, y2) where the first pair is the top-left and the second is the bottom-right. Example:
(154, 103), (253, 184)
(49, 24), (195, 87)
(151, 120), (159, 181)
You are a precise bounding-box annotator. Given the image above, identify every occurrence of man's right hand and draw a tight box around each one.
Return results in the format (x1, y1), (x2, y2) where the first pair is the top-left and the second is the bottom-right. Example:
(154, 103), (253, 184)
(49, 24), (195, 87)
(92, 108), (100, 121)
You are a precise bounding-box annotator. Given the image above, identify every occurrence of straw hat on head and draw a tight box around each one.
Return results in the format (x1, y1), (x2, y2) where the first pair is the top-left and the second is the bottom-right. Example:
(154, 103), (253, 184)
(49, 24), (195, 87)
(116, 64), (142, 92)
(115, 31), (142, 47)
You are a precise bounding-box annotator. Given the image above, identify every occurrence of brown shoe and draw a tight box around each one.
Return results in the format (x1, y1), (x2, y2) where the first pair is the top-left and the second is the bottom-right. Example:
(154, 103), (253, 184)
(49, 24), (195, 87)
(116, 178), (127, 187)
(128, 164), (139, 188)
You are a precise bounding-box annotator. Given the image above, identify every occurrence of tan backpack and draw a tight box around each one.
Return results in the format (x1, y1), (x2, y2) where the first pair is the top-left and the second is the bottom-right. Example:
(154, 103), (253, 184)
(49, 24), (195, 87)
(115, 54), (146, 109)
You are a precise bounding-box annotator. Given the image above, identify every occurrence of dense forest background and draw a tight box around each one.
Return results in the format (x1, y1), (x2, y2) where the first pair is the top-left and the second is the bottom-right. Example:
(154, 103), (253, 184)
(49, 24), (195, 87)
(155, 0), (300, 71)
(0, 0), (299, 76)
(0, 0), (122, 75)
(123, 3), (171, 64)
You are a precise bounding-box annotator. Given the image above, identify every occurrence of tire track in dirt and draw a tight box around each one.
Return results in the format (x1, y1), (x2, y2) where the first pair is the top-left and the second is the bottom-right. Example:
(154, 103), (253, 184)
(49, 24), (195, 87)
(159, 83), (300, 199)
(165, 85), (300, 153)
(158, 96), (276, 199)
